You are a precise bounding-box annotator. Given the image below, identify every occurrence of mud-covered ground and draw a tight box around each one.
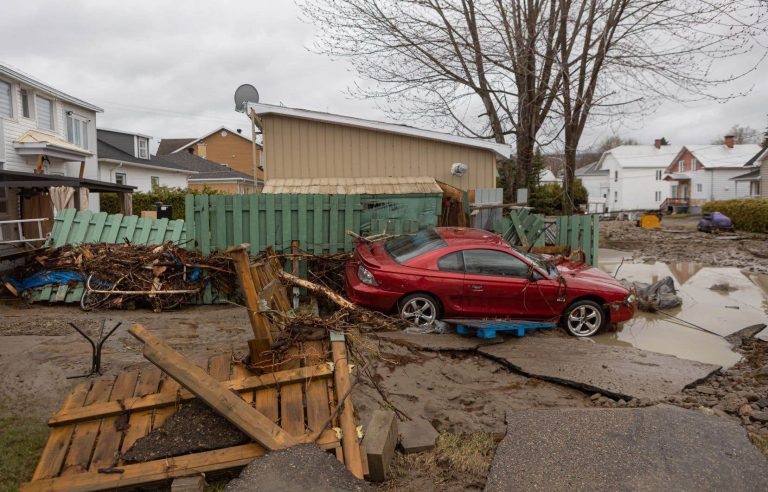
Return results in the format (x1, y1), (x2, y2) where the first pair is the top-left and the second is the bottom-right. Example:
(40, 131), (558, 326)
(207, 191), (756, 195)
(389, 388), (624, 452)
(601, 217), (768, 272)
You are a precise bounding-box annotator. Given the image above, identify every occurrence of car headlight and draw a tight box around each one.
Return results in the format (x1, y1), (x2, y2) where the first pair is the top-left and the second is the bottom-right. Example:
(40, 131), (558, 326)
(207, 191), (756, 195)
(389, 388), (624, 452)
(626, 293), (636, 304)
(357, 265), (378, 286)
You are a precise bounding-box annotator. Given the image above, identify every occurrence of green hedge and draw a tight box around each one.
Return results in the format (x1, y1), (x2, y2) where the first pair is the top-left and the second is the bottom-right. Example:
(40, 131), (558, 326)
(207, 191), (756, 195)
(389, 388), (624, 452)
(100, 186), (222, 220)
(702, 199), (768, 233)
(528, 180), (588, 216)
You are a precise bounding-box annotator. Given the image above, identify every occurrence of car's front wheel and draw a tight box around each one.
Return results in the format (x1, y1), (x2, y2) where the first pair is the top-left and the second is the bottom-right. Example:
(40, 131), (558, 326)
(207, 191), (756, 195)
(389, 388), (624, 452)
(562, 300), (605, 337)
(398, 293), (440, 327)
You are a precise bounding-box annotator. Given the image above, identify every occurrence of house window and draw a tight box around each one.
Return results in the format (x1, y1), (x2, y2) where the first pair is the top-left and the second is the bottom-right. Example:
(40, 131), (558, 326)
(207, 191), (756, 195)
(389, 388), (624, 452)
(137, 137), (149, 159)
(150, 176), (159, 189)
(115, 173), (126, 185)
(655, 170), (663, 180)
(0, 187), (8, 215)
(614, 171), (618, 182)
(66, 114), (88, 149)
(0, 80), (12, 118)
(21, 89), (31, 118)
(614, 191), (618, 202)
(655, 191), (661, 202)
(691, 158), (697, 169)
(696, 183), (702, 193)
(678, 160), (684, 172)
(36, 95), (54, 131)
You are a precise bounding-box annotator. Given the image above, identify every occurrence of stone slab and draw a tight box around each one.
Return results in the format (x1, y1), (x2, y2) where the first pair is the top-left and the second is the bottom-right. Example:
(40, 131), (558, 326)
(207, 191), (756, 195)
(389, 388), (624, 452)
(478, 337), (720, 401)
(171, 475), (206, 492)
(398, 418), (439, 454)
(485, 406), (768, 492)
(362, 409), (398, 482)
(376, 331), (502, 351)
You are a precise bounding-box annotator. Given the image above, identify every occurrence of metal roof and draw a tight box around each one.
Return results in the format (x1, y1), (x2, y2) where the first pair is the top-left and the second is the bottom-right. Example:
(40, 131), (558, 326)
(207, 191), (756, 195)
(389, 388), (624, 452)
(262, 176), (444, 195)
(0, 62), (103, 113)
(247, 102), (512, 159)
(686, 144), (762, 169)
(0, 169), (135, 193)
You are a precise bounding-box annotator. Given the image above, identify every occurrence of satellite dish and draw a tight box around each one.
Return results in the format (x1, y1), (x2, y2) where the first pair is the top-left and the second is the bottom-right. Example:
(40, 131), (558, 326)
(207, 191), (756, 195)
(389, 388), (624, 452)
(234, 84), (259, 112)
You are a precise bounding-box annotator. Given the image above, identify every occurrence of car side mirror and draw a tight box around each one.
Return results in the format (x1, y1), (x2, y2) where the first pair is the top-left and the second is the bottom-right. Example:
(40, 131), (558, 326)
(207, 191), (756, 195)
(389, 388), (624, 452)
(528, 269), (542, 282)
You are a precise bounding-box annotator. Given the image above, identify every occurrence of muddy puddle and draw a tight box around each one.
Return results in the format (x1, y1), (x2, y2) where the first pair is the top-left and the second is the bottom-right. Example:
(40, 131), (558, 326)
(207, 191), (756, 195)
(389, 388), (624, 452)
(595, 249), (768, 368)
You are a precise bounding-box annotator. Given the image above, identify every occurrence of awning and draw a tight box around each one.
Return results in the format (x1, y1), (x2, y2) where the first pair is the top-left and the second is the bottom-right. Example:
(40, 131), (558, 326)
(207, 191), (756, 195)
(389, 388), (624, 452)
(664, 173), (691, 181)
(731, 168), (760, 181)
(0, 169), (135, 193)
(13, 130), (92, 161)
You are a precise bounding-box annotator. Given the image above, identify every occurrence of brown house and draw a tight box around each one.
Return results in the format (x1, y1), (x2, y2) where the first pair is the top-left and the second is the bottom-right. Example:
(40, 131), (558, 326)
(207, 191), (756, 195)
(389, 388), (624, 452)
(157, 126), (263, 182)
(160, 152), (259, 195)
(246, 103), (512, 192)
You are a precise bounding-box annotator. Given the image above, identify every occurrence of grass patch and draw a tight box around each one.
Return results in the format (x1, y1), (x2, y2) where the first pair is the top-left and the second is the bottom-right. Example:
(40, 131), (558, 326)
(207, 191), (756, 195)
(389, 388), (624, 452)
(0, 416), (48, 492)
(749, 433), (768, 458)
(382, 432), (496, 491)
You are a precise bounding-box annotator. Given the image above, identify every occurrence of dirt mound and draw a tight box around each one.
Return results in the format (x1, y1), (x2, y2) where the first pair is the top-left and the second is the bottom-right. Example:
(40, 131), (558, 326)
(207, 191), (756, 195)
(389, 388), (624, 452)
(122, 399), (249, 463)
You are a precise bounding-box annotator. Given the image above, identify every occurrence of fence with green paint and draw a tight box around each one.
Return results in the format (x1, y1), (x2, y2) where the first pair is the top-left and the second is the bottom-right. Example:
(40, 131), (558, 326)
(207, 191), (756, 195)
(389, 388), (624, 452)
(555, 214), (599, 265)
(502, 209), (599, 265)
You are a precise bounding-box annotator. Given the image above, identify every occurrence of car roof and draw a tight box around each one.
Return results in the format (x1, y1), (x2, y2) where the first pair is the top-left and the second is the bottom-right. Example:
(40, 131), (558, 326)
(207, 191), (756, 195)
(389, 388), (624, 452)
(433, 227), (507, 247)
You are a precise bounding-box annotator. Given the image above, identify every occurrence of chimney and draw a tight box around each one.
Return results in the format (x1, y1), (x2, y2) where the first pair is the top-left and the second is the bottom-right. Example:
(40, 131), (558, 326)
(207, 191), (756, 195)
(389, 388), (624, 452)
(654, 138), (662, 149)
(724, 135), (734, 149)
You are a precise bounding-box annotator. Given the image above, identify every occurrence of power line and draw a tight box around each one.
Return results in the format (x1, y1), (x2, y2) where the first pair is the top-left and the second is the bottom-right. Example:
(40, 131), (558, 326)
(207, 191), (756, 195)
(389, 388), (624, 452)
(99, 101), (248, 126)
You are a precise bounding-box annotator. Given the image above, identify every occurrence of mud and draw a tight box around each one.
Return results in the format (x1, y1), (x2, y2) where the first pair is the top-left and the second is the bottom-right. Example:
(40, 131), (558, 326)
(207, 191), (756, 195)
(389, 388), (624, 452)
(122, 399), (249, 463)
(601, 219), (768, 272)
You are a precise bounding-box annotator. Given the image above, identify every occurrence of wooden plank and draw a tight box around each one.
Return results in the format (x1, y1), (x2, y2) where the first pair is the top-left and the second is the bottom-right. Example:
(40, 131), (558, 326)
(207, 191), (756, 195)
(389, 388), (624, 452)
(149, 218), (169, 244)
(227, 245), (273, 363)
(118, 215), (139, 243)
(184, 194), (196, 248)
(32, 383), (90, 480)
(52, 208), (77, 247)
(49, 364), (333, 426)
(213, 195), (228, 250)
(152, 375), (180, 430)
(120, 368), (162, 454)
(208, 353), (231, 382)
(248, 194), (260, 255)
(232, 364), (255, 406)
(304, 341), (330, 435)
(508, 211), (529, 247)
(331, 333), (364, 479)
(329, 195), (339, 253)
(233, 196), (243, 246)
(197, 195), (210, 255)
(344, 195), (355, 251)
(281, 194), (292, 252)
(129, 324), (301, 450)
(313, 195), (323, 253)
(266, 194), (275, 248)
(83, 212), (107, 244)
(591, 215), (600, 265)
(89, 370), (139, 470)
(279, 346), (305, 436)
(101, 214), (123, 244)
(21, 431), (340, 492)
(135, 217), (153, 244)
(60, 379), (115, 475)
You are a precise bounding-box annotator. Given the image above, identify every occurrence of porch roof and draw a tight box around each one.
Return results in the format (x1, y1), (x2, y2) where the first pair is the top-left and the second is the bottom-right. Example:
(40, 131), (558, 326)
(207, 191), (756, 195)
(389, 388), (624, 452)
(0, 169), (135, 193)
(664, 173), (691, 181)
(731, 168), (760, 181)
(13, 130), (92, 161)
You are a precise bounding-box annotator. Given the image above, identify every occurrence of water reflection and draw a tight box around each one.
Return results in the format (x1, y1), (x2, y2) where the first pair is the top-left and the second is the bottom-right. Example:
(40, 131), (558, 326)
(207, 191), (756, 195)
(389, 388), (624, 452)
(595, 249), (768, 368)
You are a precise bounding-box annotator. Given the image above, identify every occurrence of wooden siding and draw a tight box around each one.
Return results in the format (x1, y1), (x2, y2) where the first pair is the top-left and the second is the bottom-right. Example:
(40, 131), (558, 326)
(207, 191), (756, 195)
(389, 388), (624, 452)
(197, 131), (264, 180)
(188, 181), (256, 194)
(262, 115), (497, 190)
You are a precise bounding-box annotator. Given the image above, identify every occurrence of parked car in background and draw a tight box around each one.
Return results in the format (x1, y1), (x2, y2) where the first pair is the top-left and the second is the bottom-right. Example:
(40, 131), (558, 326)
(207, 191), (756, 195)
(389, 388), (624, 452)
(697, 211), (734, 233)
(345, 228), (636, 337)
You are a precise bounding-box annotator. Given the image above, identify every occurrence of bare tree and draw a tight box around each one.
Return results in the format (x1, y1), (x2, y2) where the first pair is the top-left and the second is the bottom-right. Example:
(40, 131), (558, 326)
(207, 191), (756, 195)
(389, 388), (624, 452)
(556, 0), (767, 213)
(710, 124), (762, 144)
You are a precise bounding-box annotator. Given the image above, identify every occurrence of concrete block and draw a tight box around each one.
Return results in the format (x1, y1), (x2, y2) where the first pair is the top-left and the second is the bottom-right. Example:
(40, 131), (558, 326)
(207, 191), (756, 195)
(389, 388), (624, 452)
(171, 475), (206, 492)
(398, 418), (439, 454)
(362, 409), (398, 482)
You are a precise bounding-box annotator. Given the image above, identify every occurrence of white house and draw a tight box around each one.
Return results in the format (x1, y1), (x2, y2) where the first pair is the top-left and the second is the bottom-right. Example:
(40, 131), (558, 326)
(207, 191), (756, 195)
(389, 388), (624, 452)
(0, 63), (132, 241)
(97, 129), (194, 192)
(575, 161), (609, 213)
(538, 169), (561, 185)
(595, 140), (681, 211)
(664, 136), (761, 211)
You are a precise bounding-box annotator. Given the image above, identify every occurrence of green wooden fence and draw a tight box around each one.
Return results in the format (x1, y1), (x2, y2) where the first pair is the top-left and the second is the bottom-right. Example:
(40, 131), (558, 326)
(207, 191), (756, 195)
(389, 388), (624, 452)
(502, 210), (600, 265)
(555, 214), (600, 266)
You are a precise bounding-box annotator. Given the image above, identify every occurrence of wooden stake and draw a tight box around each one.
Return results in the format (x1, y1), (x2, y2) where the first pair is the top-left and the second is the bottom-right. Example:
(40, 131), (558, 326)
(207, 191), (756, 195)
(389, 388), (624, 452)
(279, 270), (357, 311)
(225, 243), (273, 364)
(129, 324), (300, 450)
(331, 332), (364, 479)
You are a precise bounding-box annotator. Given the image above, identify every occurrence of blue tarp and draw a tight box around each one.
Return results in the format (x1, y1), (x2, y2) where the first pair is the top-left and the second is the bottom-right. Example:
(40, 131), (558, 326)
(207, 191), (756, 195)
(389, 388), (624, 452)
(2, 270), (85, 292)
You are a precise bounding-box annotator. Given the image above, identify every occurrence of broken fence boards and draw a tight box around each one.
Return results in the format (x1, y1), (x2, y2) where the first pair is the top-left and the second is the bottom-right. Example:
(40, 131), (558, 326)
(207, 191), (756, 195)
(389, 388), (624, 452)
(129, 324), (302, 450)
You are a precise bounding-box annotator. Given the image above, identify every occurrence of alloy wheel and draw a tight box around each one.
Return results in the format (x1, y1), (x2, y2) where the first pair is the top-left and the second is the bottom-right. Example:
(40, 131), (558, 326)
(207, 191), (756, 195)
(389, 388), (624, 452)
(401, 297), (437, 326)
(567, 304), (602, 336)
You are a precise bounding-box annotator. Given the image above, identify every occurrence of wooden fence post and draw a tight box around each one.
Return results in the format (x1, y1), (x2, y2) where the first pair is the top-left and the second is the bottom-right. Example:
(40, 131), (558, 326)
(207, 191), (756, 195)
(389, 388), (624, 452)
(330, 331), (363, 479)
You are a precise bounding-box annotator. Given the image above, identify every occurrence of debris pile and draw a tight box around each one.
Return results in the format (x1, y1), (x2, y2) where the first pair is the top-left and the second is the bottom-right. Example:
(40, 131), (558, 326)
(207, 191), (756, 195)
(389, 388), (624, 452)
(3, 242), (238, 310)
(623, 276), (682, 311)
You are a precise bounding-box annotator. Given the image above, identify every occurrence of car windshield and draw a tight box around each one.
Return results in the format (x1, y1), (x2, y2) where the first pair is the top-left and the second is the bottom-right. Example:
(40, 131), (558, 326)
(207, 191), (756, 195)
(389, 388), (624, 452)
(384, 229), (447, 263)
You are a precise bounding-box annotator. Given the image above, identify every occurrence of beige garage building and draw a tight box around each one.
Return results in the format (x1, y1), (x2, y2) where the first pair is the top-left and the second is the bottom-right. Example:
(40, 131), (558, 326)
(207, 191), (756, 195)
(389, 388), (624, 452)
(248, 103), (512, 192)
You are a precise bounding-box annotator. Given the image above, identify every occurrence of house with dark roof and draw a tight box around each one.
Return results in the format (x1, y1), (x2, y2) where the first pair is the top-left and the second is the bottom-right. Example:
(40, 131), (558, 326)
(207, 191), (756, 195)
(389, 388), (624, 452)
(156, 126), (263, 182)
(161, 152), (260, 194)
(97, 129), (195, 192)
(732, 146), (768, 199)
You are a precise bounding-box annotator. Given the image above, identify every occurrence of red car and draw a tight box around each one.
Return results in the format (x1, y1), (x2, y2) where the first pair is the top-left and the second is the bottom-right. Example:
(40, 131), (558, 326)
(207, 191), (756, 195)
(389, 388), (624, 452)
(345, 227), (635, 337)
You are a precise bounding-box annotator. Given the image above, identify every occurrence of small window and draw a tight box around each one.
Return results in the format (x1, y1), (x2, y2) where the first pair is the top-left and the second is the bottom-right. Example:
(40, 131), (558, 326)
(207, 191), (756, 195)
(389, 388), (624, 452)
(21, 89), (31, 118)
(66, 114), (88, 149)
(463, 249), (529, 278)
(691, 158), (697, 168)
(137, 137), (149, 159)
(438, 252), (464, 273)
(115, 173), (126, 185)
(150, 176), (160, 189)
(0, 80), (12, 118)
(614, 170), (618, 182)
(678, 160), (684, 172)
(36, 95), (54, 130)
(655, 170), (663, 180)
(614, 191), (618, 202)
(655, 191), (661, 201)
(696, 183), (702, 193)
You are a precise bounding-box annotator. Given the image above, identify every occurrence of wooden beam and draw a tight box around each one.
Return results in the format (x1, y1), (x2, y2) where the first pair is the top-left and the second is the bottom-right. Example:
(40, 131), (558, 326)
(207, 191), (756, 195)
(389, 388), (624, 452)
(129, 324), (301, 450)
(21, 431), (340, 492)
(225, 243), (273, 364)
(279, 270), (357, 311)
(78, 161), (85, 179)
(48, 364), (333, 426)
(331, 332), (364, 479)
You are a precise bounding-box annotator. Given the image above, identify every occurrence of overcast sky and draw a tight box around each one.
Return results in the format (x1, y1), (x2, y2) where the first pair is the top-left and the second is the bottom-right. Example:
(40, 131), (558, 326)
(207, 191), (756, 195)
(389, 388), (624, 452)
(2, 0), (766, 153)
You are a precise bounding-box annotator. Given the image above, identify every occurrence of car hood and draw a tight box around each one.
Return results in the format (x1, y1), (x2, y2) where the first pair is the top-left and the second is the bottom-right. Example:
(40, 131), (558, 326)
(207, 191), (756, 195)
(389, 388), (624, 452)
(556, 261), (628, 295)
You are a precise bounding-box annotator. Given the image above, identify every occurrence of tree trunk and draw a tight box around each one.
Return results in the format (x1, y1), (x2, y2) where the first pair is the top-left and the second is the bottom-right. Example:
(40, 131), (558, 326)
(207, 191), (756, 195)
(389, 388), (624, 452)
(561, 129), (577, 215)
(514, 133), (534, 203)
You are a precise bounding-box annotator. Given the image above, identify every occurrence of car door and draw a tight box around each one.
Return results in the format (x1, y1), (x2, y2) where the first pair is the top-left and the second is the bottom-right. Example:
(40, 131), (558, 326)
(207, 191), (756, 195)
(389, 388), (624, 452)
(460, 249), (531, 317)
(430, 250), (468, 316)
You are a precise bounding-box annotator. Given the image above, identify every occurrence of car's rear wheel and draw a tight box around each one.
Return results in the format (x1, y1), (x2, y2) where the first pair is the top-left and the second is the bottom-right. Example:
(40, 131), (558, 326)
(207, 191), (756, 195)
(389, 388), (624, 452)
(562, 300), (605, 337)
(399, 293), (440, 327)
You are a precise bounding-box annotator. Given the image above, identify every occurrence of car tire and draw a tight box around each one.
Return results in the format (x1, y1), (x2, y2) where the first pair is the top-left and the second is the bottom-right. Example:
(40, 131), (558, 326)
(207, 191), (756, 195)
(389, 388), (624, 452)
(562, 300), (605, 337)
(398, 293), (441, 327)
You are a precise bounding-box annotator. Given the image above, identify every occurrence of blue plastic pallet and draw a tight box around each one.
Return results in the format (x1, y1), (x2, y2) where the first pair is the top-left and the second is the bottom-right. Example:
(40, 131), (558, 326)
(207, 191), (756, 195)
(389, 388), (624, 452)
(449, 319), (557, 339)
